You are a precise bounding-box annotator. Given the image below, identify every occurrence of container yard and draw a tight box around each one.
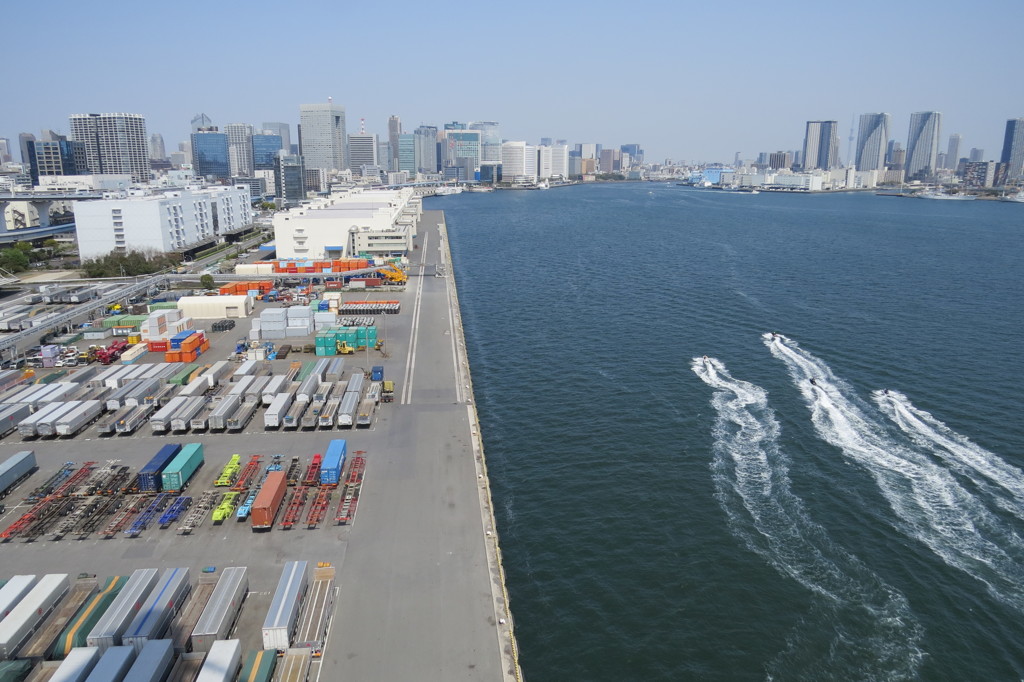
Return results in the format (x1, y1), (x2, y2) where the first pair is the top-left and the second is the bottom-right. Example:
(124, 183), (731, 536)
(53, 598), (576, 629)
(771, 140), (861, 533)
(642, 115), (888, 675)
(0, 209), (518, 682)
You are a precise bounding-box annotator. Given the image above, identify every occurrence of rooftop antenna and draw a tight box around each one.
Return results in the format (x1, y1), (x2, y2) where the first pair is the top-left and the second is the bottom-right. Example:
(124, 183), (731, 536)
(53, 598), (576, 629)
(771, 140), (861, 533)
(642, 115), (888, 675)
(360, 118), (366, 134)
(328, 96), (333, 104)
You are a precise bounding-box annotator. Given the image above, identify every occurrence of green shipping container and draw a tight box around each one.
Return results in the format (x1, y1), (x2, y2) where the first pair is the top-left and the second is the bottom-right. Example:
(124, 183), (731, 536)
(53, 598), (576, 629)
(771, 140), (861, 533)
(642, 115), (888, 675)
(161, 442), (204, 492)
(170, 363), (201, 386)
(296, 362), (316, 381)
(0, 660), (31, 682)
(238, 649), (278, 682)
(52, 576), (127, 659)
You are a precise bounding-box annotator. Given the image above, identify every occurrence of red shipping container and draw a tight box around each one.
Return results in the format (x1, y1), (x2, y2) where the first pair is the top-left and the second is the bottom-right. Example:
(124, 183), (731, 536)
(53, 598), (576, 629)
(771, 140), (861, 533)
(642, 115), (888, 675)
(251, 471), (288, 530)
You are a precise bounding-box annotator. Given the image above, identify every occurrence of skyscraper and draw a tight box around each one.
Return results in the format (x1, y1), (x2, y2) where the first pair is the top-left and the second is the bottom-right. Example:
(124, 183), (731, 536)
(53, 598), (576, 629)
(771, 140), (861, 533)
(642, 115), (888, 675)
(300, 101), (347, 171)
(18, 133), (35, 164)
(969, 148), (984, 162)
(190, 129), (230, 180)
(261, 123), (291, 154)
(801, 121), (840, 171)
(348, 133), (378, 175)
(620, 144), (644, 166)
(398, 134), (416, 173)
(945, 133), (962, 170)
(68, 113), (150, 182)
(276, 155), (306, 207)
(191, 113), (213, 132)
(149, 133), (166, 161)
(0, 139), (10, 164)
(1000, 118), (1024, 182)
(855, 113), (890, 171)
(469, 122), (501, 164)
(442, 130), (481, 172)
(387, 115), (402, 172)
(224, 123), (254, 177)
(905, 111), (942, 181)
(414, 127), (438, 173)
(252, 134), (283, 171)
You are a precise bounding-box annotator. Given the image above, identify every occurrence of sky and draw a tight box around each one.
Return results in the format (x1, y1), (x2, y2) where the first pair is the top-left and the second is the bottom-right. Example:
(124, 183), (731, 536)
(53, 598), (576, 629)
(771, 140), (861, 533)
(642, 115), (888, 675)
(3, 0), (1023, 164)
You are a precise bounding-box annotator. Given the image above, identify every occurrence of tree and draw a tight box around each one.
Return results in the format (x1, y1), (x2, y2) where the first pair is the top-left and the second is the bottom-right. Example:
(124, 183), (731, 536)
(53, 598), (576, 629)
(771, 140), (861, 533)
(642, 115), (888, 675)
(200, 274), (215, 290)
(0, 248), (30, 272)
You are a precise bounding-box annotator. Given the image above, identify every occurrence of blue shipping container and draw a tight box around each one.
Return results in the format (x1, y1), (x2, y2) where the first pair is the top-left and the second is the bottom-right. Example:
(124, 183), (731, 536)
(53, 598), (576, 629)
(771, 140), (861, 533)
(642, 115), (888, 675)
(138, 444), (182, 492)
(320, 440), (347, 486)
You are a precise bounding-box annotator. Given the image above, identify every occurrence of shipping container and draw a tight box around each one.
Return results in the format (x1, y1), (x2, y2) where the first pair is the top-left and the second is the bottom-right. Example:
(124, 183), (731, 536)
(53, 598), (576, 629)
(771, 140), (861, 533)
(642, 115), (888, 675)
(123, 638), (173, 682)
(320, 440), (346, 486)
(86, 569), (159, 652)
(207, 395), (241, 431)
(345, 371), (364, 398)
(149, 397), (186, 434)
(161, 443), (204, 493)
(18, 402), (69, 438)
(82, 645), (134, 682)
(261, 562), (308, 652)
(250, 472), (287, 531)
(263, 393), (293, 429)
(189, 567), (247, 654)
(0, 452), (36, 499)
(366, 382), (382, 405)
(168, 397), (207, 432)
(336, 393), (359, 428)
(195, 639), (240, 682)
(237, 649), (277, 682)
(0, 404), (32, 438)
(52, 577), (127, 659)
(137, 444), (182, 492)
(122, 568), (190, 653)
(0, 574), (70, 659)
(370, 365), (384, 382)
(54, 401), (104, 437)
(0, 659), (31, 681)
(50, 646), (100, 682)
(226, 400), (258, 431)
(0, 577), (37, 621)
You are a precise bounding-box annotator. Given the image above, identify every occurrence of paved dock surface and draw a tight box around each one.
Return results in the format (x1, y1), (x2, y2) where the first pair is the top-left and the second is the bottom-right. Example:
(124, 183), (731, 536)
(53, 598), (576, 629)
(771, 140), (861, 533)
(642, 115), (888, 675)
(0, 210), (517, 680)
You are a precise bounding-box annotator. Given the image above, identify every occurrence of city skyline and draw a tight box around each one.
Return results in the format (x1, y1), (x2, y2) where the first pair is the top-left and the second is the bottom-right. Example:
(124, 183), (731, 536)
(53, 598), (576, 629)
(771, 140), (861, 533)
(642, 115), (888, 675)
(3, 1), (1023, 163)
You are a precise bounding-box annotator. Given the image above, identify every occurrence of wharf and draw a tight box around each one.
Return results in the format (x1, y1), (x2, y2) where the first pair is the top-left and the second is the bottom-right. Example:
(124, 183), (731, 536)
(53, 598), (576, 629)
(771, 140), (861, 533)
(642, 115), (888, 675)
(0, 210), (518, 681)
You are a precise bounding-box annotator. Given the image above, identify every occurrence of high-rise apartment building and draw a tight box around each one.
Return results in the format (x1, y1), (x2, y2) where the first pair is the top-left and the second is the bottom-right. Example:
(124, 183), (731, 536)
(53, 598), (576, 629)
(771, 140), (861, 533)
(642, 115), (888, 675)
(501, 141), (537, 182)
(536, 145), (553, 179)
(855, 113), (890, 171)
(905, 111), (942, 181)
(149, 133), (166, 161)
(348, 133), (379, 175)
(299, 100), (347, 171)
(1000, 118), (1024, 181)
(769, 151), (794, 170)
(802, 120), (840, 171)
(469, 122), (501, 164)
(190, 129), (230, 180)
(945, 133), (962, 170)
(550, 145), (569, 178)
(414, 127), (438, 173)
(261, 123), (291, 154)
(387, 115), (402, 171)
(68, 113), (150, 183)
(224, 123), (254, 177)
(969, 148), (984, 162)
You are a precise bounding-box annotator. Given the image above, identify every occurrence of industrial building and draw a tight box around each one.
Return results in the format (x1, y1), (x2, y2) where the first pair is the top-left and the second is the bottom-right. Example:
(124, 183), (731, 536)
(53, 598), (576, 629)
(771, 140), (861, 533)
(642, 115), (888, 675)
(74, 186), (253, 259)
(272, 187), (421, 259)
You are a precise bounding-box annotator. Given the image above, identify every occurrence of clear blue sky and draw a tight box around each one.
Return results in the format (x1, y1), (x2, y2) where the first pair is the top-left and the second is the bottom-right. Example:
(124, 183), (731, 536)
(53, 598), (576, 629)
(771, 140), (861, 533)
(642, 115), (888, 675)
(4, 0), (1022, 164)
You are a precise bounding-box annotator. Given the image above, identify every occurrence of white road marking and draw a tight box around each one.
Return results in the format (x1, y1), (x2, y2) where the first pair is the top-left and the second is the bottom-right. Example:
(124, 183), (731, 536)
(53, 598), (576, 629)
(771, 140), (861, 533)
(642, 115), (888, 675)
(401, 230), (429, 404)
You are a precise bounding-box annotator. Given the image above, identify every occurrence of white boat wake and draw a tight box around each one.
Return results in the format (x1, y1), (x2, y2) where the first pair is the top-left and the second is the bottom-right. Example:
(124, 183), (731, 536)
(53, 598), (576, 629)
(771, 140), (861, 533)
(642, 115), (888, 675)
(874, 390), (1024, 521)
(692, 356), (923, 679)
(764, 334), (1024, 613)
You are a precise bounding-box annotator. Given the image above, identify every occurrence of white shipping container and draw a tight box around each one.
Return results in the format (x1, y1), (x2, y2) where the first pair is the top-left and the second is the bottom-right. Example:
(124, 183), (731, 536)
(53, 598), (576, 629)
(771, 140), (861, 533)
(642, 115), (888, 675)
(0, 573), (70, 659)
(196, 639), (241, 682)
(51, 646), (100, 682)
(0, 576), (37, 619)
(190, 567), (248, 653)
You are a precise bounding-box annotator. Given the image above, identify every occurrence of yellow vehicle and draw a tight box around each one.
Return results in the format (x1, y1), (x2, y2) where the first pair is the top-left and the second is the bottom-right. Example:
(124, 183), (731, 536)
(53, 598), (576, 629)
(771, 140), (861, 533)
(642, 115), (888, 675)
(211, 492), (240, 523)
(336, 340), (384, 355)
(377, 263), (408, 284)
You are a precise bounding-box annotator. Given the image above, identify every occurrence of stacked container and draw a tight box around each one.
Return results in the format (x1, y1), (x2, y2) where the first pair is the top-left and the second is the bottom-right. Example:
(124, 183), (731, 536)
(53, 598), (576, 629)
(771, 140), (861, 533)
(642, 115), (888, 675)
(260, 309), (287, 341)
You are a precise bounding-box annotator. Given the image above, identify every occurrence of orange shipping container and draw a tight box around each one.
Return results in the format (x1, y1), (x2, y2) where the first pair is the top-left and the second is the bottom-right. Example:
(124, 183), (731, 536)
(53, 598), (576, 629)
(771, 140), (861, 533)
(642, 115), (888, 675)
(251, 471), (288, 530)
(165, 351), (182, 362)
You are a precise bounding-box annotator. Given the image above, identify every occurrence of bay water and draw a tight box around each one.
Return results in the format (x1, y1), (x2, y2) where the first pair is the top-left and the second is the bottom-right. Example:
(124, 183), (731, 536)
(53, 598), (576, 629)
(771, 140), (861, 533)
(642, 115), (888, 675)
(435, 184), (1024, 681)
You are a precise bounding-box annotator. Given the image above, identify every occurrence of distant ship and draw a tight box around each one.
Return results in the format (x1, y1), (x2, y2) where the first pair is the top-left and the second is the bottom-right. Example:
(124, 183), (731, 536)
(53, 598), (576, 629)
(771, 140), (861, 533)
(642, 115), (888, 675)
(433, 186), (463, 196)
(917, 190), (975, 200)
(466, 185), (494, 193)
(1000, 189), (1024, 203)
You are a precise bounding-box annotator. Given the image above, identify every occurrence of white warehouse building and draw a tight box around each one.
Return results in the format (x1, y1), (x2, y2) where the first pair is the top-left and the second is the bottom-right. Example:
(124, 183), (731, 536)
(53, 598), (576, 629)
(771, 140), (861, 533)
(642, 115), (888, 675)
(272, 187), (421, 259)
(74, 185), (252, 259)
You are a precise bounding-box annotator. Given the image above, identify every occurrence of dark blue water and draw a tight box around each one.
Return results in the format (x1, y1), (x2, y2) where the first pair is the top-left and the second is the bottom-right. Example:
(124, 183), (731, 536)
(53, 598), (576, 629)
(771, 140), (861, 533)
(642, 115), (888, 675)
(435, 184), (1024, 681)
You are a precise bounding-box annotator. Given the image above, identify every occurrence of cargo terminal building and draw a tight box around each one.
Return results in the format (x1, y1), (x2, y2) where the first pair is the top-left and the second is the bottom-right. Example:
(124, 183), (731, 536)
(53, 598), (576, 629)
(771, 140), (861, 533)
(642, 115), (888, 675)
(271, 187), (421, 260)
